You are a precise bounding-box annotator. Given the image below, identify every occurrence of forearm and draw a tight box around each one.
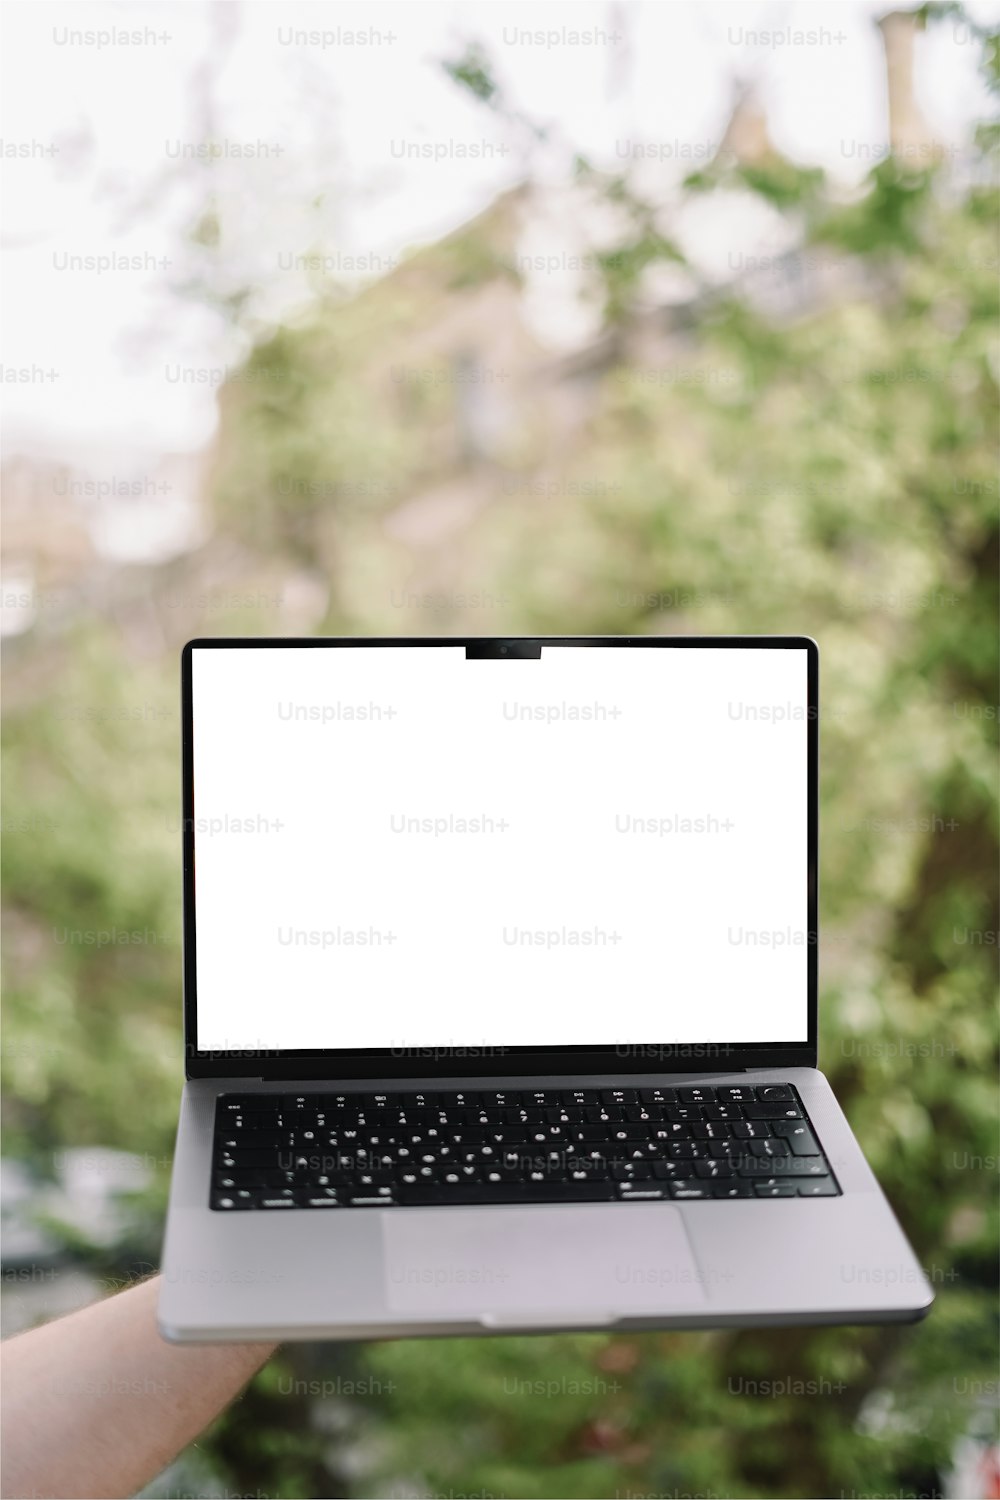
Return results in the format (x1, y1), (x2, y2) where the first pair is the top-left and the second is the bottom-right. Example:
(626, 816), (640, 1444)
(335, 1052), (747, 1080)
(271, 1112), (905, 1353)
(0, 1274), (277, 1500)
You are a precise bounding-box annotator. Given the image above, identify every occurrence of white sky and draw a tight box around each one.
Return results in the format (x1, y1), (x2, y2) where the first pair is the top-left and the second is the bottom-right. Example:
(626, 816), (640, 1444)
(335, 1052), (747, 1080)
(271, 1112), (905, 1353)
(2, 0), (997, 463)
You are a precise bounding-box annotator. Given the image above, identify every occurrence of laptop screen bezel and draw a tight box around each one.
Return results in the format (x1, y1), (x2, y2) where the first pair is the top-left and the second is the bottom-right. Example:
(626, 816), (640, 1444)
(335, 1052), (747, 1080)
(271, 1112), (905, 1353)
(182, 636), (819, 1078)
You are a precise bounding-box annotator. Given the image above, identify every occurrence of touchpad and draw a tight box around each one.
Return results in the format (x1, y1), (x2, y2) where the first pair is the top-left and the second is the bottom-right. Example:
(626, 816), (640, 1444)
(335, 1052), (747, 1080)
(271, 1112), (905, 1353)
(382, 1205), (707, 1322)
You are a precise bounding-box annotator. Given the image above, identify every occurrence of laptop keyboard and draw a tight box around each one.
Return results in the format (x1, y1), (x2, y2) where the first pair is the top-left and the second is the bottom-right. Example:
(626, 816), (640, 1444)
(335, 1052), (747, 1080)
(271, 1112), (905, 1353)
(210, 1083), (840, 1209)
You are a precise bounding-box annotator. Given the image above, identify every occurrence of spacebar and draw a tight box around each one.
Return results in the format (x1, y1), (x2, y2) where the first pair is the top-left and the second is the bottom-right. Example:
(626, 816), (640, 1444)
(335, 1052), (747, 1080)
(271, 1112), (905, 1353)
(396, 1182), (615, 1206)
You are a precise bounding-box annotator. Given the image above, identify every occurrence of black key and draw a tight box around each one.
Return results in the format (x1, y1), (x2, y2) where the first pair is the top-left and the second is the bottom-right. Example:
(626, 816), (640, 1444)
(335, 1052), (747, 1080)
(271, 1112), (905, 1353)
(439, 1091), (481, 1108)
(777, 1155), (828, 1176)
(625, 1106), (663, 1123)
(669, 1141), (707, 1160)
(757, 1085), (795, 1101)
(577, 1125), (612, 1142)
(396, 1181), (615, 1206)
(743, 1102), (802, 1121)
(651, 1160), (688, 1179)
(717, 1086), (755, 1103)
(669, 1182), (711, 1199)
(521, 1090), (563, 1107)
(565, 1089), (599, 1104)
(506, 1108), (544, 1124)
(226, 1097), (282, 1115)
(567, 1163), (609, 1182)
(547, 1107), (584, 1124)
(665, 1106), (704, 1122)
(703, 1103), (744, 1122)
(712, 1182), (753, 1198)
(217, 1149), (288, 1170)
(601, 1089), (637, 1106)
(694, 1160), (735, 1178)
(732, 1121), (771, 1139)
(740, 1155), (828, 1177)
(228, 1111), (281, 1132)
(773, 1120), (820, 1155)
(798, 1178), (838, 1196)
(678, 1086), (716, 1103)
(481, 1167), (527, 1185)
(220, 1130), (288, 1148)
(212, 1191), (255, 1209)
(585, 1106), (623, 1123)
(480, 1091), (520, 1108)
(748, 1138), (791, 1158)
(692, 1122), (731, 1140)
(611, 1162), (652, 1181)
(617, 1186), (667, 1200)
(754, 1183), (797, 1197)
(639, 1087), (678, 1104)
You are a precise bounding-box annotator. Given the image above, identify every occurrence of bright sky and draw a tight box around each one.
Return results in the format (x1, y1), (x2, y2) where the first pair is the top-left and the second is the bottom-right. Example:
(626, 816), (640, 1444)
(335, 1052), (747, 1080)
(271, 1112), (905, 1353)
(2, 0), (997, 464)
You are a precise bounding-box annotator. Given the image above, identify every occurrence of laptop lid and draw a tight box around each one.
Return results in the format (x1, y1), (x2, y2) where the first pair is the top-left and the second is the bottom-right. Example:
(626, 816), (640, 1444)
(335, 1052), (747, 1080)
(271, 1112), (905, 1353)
(181, 637), (818, 1079)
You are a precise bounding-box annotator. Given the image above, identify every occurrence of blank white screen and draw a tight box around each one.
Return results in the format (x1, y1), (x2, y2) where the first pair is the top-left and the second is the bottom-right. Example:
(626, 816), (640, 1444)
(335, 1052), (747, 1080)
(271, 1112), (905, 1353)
(192, 644), (809, 1051)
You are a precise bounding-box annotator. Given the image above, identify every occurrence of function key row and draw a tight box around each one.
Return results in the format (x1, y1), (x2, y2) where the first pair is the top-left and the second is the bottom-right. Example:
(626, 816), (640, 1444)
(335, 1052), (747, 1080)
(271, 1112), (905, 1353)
(222, 1083), (798, 1113)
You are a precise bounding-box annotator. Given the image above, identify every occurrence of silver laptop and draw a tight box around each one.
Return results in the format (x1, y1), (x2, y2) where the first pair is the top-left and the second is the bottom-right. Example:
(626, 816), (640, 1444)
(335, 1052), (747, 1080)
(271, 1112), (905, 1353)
(159, 636), (933, 1341)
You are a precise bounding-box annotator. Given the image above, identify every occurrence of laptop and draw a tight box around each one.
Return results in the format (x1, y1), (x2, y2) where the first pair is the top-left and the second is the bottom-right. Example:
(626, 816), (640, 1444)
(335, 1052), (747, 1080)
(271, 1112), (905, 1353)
(159, 636), (933, 1341)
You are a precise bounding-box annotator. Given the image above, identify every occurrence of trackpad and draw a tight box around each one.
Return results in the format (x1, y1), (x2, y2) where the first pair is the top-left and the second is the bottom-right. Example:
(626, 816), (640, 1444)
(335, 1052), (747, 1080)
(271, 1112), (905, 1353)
(383, 1205), (707, 1320)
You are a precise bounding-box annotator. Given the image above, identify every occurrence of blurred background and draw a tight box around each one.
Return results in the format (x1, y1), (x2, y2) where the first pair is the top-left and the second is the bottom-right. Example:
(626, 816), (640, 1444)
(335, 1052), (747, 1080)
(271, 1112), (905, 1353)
(2, 2), (998, 1497)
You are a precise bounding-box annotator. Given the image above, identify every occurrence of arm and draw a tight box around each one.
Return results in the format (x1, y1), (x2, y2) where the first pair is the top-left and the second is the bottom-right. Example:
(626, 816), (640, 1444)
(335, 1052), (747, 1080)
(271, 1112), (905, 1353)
(0, 1274), (277, 1500)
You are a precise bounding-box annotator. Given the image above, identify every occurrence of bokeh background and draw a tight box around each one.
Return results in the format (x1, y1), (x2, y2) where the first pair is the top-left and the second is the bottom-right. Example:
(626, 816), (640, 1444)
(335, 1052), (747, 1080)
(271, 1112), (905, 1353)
(2, 3), (998, 1497)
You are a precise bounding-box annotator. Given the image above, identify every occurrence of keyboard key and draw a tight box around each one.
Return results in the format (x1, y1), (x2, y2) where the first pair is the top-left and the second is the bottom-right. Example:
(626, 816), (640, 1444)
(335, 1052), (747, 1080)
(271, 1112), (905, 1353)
(601, 1089), (637, 1106)
(678, 1086), (716, 1103)
(748, 1139), (791, 1158)
(639, 1088), (678, 1104)
(703, 1103), (744, 1121)
(798, 1178), (838, 1196)
(754, 1183), (798, 1197)
(396, 1181), (614, 1206)
(669, 1183), (711, 1199)
(617, 1186), (667, 1200)
(584, 1106), (622, 1123)
(717, 1086), (755, 1103)
(651, 1160), (688, 1179)
(712, 1182), (753, 1198)
(757, 1085), (795, 1101)
(743, 1102), (802, 1121)
(773, 1121), (820, 1155)
(694, 1160), (735, 1178)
